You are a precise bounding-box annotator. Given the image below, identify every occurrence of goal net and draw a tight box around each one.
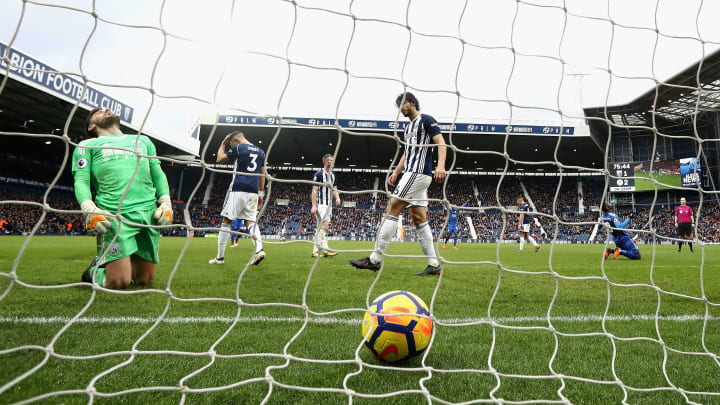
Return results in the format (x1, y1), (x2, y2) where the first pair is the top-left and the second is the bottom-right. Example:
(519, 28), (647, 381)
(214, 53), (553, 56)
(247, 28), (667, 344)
(2, 0), (720, 404)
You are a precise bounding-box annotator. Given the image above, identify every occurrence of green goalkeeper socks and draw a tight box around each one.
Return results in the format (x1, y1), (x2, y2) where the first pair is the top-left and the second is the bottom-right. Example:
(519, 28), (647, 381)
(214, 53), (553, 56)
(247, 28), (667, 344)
(90, 267), (106, 287)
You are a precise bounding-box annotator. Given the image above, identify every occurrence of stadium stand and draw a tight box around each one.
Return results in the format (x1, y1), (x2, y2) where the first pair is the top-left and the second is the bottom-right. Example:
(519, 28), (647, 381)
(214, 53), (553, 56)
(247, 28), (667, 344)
(2, 149), (718, 242)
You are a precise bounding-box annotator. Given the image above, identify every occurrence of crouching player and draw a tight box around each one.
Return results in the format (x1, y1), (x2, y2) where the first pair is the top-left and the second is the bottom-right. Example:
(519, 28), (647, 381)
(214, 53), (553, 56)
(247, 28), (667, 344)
(75, 108), (173, 289)
(601, 202), (641, 260)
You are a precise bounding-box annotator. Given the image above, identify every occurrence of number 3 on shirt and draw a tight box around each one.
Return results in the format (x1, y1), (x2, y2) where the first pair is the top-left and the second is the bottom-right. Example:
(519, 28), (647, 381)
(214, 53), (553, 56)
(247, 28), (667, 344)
(247, 153), (258, 171)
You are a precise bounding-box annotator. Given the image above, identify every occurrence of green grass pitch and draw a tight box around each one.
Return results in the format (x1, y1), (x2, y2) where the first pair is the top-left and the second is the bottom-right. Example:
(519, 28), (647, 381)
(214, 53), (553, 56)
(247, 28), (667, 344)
(633, 171), (682, 191)
(2, 236), (720, 404)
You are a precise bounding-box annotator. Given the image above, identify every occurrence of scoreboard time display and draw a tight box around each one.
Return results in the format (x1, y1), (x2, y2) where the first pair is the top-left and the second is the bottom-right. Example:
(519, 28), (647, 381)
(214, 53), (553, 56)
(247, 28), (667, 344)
(610, 162), (635, 192)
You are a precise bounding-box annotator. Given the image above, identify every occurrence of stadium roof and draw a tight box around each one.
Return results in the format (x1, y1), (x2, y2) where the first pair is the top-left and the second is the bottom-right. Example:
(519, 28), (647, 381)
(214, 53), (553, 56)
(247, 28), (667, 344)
(195, 115), (603, 172)
(584, 47), (720, 136)
(0, 41), (189, 163)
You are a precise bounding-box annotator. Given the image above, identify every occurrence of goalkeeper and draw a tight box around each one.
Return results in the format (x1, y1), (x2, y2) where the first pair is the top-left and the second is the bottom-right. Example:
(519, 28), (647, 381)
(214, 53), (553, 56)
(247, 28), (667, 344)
(73, 108), (173, 289)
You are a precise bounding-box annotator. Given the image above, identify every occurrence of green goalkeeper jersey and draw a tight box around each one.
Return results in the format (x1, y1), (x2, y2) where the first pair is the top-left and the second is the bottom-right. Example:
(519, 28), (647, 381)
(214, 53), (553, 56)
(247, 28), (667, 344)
(72, 134), (161, 214)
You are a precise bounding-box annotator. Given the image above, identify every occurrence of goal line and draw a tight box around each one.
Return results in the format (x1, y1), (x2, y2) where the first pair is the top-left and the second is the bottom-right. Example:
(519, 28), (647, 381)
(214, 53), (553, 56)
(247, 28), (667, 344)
(1, 314), (716, 325)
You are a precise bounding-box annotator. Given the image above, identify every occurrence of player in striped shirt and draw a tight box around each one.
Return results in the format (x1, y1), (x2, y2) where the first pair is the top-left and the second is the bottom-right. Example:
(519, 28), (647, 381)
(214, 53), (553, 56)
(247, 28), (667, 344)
(311, 154), (341, 258)
(350, 92), (447, 275)
(516, 197), (540, 253)
(674, 197), (695, 253)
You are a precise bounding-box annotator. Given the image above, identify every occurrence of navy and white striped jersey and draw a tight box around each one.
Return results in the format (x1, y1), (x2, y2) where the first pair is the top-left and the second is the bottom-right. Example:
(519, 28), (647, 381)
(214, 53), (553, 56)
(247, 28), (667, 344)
(313, 169), (336, 206)
(519, 202), (532, 224)
(402, 114), (442, 176)
(226, 143), (265, 193)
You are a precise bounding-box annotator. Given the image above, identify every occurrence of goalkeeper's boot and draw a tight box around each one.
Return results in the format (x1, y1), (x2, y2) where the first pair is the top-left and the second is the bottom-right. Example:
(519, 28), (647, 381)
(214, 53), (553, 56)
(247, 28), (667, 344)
(251, 250), (266, 265)
(82, 265), (106, 287)
(613, 248), (621, 260)
(604, 248), (613, 260)
(324, 250), (338, 257)
(81, 256), (100, 283)
(349, 257), (381, 272)
(209, 257), (225, 264)
(415, 264), (442, 276)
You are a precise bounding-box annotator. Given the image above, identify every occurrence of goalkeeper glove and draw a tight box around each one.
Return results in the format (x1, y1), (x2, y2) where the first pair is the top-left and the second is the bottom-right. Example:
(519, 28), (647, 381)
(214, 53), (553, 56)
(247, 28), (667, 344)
(153, 195), (173, 225)
(81, 200), (112, 236)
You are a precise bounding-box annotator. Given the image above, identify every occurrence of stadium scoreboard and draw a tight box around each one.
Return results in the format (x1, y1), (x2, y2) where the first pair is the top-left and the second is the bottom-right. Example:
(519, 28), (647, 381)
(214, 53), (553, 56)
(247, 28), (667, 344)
(610, 162), (635, 191)
(610, 158), (701, 192)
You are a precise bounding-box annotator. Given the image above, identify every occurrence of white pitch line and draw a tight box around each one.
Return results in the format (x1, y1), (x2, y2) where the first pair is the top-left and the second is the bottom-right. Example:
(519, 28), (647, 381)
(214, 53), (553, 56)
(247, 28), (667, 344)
(0, 315), (718, 325)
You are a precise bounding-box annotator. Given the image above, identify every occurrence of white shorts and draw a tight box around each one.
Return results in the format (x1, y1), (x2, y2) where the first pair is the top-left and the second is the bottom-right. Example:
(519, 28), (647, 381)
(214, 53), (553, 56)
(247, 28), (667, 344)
(221, 191), (258, 222)
(316, 204), (332, 224)
(521, 223), (530, 233)
(391, 172), (432, 207)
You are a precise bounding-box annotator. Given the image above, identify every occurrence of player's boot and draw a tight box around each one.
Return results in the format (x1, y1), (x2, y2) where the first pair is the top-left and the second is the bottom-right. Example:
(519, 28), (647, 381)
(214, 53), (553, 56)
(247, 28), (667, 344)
(534, 245), (540, 253)
(415, 265), (442, 276)
(443, 243), (447, 248)
(514, 249), (523, 253)
(349, 257), (381, 272)
(311, 251), (319, 258)
(209, 257), (225, 264)
(613, 248), (621, 260)
(81, 257), (100, 282)
(324, 250), (338, 257)
(452, 246), (458, 250)
(251, 250), (266, 265)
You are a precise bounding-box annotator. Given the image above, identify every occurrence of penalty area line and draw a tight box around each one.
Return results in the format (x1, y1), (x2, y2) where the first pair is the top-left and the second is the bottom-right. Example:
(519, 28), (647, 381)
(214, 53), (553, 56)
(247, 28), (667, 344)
(0, 314), (718, 325)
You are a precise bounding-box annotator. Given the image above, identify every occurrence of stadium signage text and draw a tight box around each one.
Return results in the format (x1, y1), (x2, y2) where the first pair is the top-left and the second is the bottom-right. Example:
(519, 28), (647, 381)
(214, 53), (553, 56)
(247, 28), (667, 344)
(219, 115), (575, 135)
(0, 42), (134, 124)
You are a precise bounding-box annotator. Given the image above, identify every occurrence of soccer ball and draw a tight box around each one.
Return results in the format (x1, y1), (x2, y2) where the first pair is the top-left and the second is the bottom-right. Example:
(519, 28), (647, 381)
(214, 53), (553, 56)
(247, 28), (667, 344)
(361, 290), (433, 363)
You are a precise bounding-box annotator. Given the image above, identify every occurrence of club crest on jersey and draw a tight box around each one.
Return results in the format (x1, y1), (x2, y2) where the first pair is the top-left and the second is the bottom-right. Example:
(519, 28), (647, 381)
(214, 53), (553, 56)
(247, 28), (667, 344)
(76, 158), (88, 169)
(109, 243), (120, 256)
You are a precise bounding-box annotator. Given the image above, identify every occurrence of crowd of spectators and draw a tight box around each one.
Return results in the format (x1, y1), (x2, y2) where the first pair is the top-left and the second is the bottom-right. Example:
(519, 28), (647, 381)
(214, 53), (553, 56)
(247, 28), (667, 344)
(3, 170), (720, 245)
(0, 191), (84, 235)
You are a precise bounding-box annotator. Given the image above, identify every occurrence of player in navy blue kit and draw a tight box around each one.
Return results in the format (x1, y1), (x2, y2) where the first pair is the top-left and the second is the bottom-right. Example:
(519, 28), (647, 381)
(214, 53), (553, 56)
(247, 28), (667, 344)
(443, 204), (466, 249)
(516, 197), (540, 253)
(601, 201), (641, 260)
(350, 92), (447, 276)
(209, 131), (267, 265)
(311, 154), (341, 258)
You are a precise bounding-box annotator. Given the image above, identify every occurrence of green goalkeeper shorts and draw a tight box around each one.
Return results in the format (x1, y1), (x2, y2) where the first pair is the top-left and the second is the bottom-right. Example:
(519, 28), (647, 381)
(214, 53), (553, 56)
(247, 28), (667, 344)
(96, 209), (160, 265)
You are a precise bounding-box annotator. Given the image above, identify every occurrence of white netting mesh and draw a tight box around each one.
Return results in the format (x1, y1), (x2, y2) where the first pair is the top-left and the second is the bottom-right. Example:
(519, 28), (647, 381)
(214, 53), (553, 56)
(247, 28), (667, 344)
(2, 0), (720, 404)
